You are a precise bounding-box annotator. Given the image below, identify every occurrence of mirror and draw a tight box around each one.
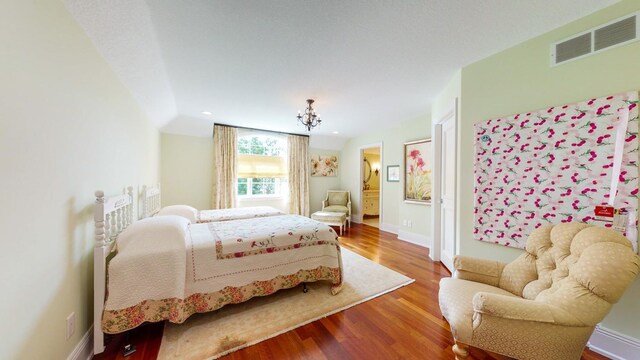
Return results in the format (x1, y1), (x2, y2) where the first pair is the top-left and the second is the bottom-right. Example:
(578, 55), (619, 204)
(363, 158), (372, 183)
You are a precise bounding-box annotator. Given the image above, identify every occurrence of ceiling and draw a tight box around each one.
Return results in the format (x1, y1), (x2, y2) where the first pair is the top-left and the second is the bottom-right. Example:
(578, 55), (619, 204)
(64, 0), (619, 141)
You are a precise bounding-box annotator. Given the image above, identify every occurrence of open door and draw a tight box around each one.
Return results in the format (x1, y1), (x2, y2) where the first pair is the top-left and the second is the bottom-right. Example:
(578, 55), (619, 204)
(432, 99), (458, 272)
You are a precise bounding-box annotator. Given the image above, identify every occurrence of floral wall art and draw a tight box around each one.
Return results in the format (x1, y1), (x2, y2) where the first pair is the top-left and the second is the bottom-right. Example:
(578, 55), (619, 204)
(310, 154), (338, 177)
(474, 92), (639, 251)
(404, 139), (432, 204)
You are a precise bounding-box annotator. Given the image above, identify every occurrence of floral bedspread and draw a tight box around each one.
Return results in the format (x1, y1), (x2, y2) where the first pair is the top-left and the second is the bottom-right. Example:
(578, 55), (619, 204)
(208, 215), (338, 259)
(198, 206), (285, 223)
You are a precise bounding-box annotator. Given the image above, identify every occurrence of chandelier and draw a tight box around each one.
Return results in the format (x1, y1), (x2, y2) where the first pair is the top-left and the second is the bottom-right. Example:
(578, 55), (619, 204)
(297, 99), (322, 131)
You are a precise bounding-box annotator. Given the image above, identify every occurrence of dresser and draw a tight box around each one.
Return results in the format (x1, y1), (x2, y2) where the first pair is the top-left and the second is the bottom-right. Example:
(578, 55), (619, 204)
(362, 190), (380, 216)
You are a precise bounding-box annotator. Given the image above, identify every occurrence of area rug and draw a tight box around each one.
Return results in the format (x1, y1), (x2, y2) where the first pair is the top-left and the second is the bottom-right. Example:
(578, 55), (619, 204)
(157, 247), (415, 359)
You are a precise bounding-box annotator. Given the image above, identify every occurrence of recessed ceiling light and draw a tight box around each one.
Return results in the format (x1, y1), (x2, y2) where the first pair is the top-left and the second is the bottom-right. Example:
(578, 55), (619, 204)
(332, 131), (339, 134)
(201, 111), (212, 115)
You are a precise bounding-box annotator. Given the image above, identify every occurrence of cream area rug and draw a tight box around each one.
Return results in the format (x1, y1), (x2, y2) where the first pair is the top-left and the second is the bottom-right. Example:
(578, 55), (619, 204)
(157, 248), (415, 360)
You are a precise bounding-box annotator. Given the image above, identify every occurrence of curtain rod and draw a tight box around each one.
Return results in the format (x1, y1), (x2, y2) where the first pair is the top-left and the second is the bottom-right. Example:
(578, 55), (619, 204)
(213, 123), (310, 138)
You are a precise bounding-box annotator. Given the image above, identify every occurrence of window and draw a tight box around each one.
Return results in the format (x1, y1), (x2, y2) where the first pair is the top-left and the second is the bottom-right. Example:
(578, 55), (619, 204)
(237, 133), (287, 197)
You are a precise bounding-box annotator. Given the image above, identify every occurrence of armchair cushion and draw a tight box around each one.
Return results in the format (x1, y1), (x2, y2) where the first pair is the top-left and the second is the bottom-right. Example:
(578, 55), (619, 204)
(322, 205), (349, 214)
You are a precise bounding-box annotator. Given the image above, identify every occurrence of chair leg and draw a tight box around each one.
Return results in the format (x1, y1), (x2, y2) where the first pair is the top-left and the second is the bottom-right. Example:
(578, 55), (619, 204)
(452, 341), (469, 360)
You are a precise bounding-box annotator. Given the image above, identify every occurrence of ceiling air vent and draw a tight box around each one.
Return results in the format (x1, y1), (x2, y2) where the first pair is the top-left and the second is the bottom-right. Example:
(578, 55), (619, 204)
(551, 12), (639, 66)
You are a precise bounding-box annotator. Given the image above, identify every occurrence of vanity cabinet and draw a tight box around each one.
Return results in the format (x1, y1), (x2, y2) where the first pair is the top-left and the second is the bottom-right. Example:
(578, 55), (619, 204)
(363, 190), (379, 216)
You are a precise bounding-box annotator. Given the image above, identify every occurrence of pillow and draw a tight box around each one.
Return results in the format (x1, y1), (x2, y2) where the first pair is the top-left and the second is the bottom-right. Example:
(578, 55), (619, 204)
(117, 215), (190, 252)
(157, 205), (199, 223)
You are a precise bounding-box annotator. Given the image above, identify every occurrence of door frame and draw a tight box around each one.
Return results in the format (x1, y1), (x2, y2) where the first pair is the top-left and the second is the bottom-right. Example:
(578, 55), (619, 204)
(431, 99), (458, 267)
(359, 142), (383, 225)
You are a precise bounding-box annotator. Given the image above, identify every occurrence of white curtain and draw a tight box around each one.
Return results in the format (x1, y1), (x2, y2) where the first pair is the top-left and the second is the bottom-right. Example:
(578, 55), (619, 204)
(288, 134), (310, 216)
(211, 125), (238, 209)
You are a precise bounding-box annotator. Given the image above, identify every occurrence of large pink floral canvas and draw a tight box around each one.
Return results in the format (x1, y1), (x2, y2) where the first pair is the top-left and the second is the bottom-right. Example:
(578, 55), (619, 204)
(474, 92), (639, 250)
(404, 139), (432, 204)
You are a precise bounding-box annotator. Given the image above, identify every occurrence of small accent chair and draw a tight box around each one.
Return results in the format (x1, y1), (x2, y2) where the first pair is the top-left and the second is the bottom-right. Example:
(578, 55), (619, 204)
(322, 190), (351, 227)
(438, 223), (640, 360)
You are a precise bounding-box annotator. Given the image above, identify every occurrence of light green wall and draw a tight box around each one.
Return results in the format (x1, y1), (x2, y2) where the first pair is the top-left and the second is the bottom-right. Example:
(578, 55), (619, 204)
(0, 1), (160, 359)
(458, 0), (640, 339)
(309, 148), (342, 213)
(160, 133), (340, 213)
(161, 133), (214, 210)
(340, 116), (431, 243)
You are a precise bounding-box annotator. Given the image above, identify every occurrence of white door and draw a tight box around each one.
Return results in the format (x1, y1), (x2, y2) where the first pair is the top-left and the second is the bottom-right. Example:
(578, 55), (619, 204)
(440, 107), (457, 272)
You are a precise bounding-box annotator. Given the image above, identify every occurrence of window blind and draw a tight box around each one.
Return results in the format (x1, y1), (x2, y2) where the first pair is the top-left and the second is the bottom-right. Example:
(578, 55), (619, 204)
(238, 154), (287, 178)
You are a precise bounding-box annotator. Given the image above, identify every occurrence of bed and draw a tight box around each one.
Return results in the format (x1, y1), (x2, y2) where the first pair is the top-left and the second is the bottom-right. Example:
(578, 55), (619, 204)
(141, 184), (286, 222)
(94, 187), (343, 354)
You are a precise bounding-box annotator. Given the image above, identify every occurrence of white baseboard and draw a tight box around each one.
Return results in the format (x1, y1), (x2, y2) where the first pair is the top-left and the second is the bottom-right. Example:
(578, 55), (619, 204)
(67, 325), (93, 360)
(588, 325), (640, 360)
(397, 229), (431, 249)
(379, 223), (399, 234)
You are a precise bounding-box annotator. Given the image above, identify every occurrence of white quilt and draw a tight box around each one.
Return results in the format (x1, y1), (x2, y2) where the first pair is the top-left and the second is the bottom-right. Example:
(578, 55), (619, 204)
(105, 215), (341, 311)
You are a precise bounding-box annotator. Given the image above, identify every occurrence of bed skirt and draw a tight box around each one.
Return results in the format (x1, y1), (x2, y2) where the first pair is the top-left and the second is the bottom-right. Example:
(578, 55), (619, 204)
(102, 265), (342, 334)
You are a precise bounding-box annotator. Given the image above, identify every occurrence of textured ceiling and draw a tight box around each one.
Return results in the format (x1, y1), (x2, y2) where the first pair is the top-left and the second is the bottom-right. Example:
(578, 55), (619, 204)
(65, 0), (619, 140)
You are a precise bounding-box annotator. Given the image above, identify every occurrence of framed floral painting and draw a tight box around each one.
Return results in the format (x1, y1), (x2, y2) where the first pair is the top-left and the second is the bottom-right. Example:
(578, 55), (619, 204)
(310, 154), (338, 177)
(404, 139), (432, 204)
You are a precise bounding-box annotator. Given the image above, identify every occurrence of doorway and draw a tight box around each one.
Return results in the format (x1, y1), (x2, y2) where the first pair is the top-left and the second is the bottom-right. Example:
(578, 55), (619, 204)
(432, 99), (458, 271)
(361, 145), (382, 228)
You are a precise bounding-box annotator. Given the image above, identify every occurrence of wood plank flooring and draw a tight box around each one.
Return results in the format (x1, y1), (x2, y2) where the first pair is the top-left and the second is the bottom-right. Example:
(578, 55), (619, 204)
(95, 223), (608, 360)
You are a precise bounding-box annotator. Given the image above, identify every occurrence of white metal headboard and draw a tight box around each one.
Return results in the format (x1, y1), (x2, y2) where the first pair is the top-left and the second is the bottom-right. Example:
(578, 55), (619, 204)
(93, 187), (134, 355)
(142, 184), (161, 218)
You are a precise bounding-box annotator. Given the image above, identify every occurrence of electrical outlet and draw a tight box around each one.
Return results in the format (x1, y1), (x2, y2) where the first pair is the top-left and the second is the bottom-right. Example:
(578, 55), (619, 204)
(402, 220), (407, 226)
(66, 312), (75, 340)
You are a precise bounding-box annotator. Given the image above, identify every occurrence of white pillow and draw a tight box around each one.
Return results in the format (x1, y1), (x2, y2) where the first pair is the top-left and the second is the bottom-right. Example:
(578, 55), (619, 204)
(117, 215), (190, 252)
(157, 205), (199, 223)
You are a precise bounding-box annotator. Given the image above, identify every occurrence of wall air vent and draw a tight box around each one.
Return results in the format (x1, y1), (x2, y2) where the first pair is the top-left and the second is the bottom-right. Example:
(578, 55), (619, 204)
(551, 12), (639, 66)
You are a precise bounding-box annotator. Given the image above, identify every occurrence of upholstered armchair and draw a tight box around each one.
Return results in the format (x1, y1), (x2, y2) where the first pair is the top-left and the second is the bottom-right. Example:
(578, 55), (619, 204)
(438, 223), (640, 360)
(321, 190), (351, 227)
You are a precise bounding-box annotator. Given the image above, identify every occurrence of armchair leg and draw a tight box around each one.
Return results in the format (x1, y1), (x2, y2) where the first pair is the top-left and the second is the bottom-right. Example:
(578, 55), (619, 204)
(452, 341), (469, 360)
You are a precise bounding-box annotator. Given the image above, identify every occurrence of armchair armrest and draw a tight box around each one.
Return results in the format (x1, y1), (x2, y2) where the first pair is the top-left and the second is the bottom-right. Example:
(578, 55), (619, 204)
(322, 200), (329, 209)
(472, 292), (583, 326)
(453, 256), (506, 287)
(346, 201), (351, 213)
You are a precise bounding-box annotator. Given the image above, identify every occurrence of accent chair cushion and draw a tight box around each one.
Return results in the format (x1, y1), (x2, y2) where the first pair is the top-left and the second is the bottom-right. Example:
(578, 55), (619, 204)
(323, 205), (348, 214)
(328, 192), (348, 206)
(438, 278), (517, 344)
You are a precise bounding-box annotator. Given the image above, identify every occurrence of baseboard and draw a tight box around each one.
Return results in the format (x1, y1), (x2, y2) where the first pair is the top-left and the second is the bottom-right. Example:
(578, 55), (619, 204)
(379, 223), (399, 234)
(587, 325), (640, 360)
(67, 325), (93, 360)
(351, 214), (363, 224)
(397, 230), (431, 249)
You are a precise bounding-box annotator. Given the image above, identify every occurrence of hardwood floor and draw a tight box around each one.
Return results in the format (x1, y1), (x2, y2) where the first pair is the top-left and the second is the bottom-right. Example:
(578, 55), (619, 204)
(95, 223), (608, 360)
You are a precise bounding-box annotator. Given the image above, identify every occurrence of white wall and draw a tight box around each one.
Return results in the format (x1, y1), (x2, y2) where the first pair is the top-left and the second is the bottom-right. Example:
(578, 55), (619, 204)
(0, 1), (160, 359)
(161, 133), (213, 210)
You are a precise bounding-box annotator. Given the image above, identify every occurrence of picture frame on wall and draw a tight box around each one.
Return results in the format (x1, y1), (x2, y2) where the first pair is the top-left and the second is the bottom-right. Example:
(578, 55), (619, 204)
(310, 154), (338, 177)
(387, 165), (400, 182)
(404, 139), (432, 204)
